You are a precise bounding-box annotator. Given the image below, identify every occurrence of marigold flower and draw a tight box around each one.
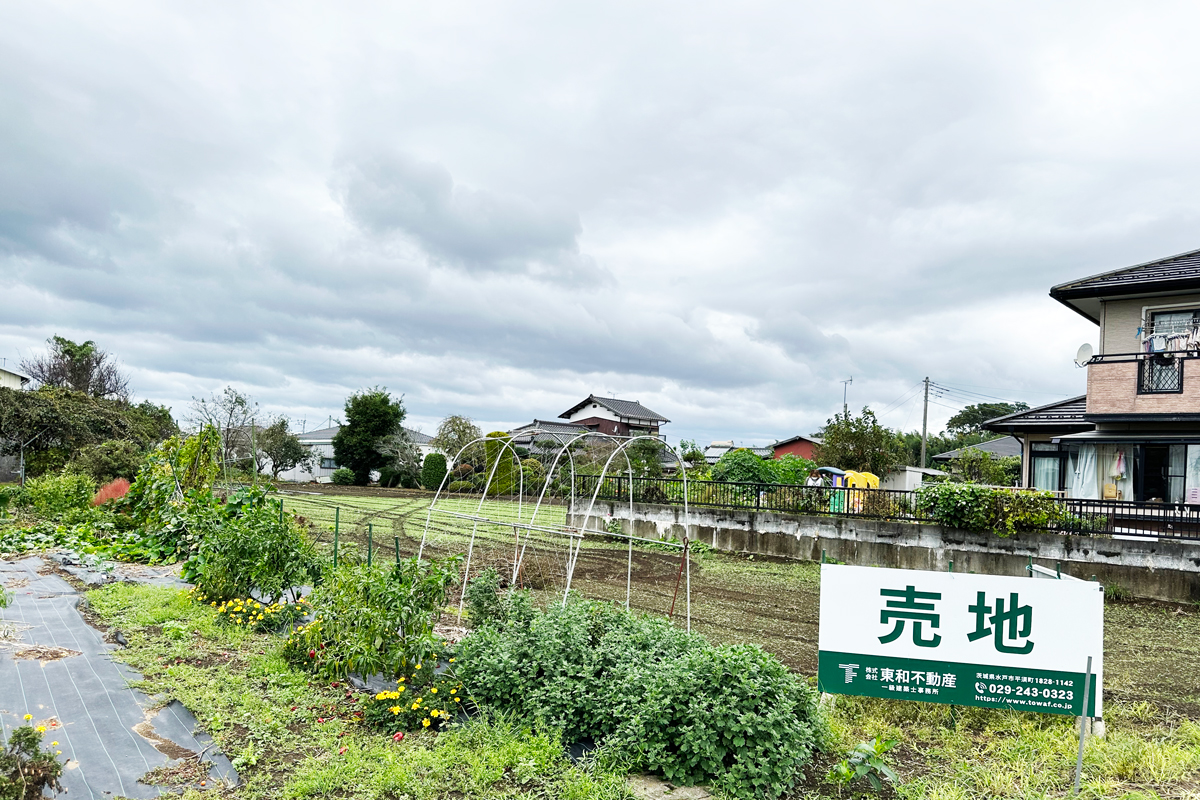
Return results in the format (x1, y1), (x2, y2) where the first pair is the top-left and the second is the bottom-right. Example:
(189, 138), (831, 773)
(422, 718), (430, 727)
(36, 726), (46, 733)
(23, 714), (31, 721)
(52, 742), (58, 746)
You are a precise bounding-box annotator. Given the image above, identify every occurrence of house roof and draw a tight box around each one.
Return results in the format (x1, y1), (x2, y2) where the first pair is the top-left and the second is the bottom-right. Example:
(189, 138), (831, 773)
(296, 425), (432, 444)
(509, 419), (593, 447)
(931, 435), (1023, 462)
(771, 433), (824, 449)
(559, 395), (670, 423)
(0, 366), (29, 385)
(1050, 247), (1200, 323)
(981, 395), (1092, 433)
(703, 443), (773, 464)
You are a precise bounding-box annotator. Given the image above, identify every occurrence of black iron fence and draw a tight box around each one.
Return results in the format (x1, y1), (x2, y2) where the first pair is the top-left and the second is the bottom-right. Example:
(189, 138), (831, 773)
(572, 475), (933, 522)
(572, 475), (1200, 541)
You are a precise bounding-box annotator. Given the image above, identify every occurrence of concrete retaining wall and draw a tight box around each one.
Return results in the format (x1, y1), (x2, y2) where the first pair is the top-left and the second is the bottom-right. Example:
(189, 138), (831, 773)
(568, 501), (1200, 603)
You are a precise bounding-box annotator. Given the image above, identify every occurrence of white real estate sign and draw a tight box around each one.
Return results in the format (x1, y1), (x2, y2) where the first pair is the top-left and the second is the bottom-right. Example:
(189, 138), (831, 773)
(818, 564), (1103, 716)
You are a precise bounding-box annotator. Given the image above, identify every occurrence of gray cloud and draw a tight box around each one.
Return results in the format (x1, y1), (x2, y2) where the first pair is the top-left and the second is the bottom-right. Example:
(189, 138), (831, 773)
(5, 0), (1198, 446)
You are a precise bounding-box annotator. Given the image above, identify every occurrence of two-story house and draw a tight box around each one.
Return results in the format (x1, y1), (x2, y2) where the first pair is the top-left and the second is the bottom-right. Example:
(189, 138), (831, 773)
(556, 395), (670, 437)
(985, 248), (1200, 503)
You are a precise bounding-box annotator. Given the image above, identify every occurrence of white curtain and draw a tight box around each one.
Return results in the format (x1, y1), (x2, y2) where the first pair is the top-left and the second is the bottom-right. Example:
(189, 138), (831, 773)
(1186, 446), (1200, 505)
(1068, 445), (1098, 499)
(1170, 445), (1187, 504)
(1033, 457), (1061, 492)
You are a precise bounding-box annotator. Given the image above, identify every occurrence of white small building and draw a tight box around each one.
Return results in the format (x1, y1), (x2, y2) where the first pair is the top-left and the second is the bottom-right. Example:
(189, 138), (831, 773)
(277, 425), (436, 483)
(880, 466), (946, 492)
(0, 366), (30, 390)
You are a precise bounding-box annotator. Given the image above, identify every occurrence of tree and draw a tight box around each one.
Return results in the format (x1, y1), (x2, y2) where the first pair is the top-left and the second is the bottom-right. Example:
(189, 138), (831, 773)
(767, 454), (817, 485)
(430, 415), (484, 465)
(377, 429), (422, 488)
(946, 402), (1028, 436)
(945, 449), (1021, 486)
(711, 448), (775, 484)
(627, 437), (666, 478)
(421, 453), (448, 490)
(332, 388), (405, 485)
(258, 417), (313, 479)
(69, 439), (144, 483)
(815, 408), (905, 476)
(0, 386), (176, 477)
(190, 387), (260, 472)
(21, 335), (131, 400)
(483, 432), (518, 495)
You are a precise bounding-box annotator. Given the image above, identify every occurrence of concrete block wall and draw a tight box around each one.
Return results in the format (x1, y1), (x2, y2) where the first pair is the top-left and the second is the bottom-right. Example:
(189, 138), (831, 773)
(569, 501), (1200, 604)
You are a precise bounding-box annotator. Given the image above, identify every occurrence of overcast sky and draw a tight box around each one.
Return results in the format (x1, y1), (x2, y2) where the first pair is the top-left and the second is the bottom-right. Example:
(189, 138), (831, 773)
(6, 1), (1200, 448)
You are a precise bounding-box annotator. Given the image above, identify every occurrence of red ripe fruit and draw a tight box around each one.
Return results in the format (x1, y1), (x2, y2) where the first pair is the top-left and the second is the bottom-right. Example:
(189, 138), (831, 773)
(308, 650), (316, 658)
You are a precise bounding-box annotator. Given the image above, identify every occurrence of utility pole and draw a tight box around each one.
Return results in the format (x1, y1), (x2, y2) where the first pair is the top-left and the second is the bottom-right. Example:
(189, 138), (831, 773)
(920, 377), (930, 469)
(841, 377), (853, 417)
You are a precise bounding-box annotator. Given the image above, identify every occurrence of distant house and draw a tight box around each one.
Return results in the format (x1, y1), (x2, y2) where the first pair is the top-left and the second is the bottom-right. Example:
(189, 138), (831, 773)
(277, 425), (435, 483)
(703, 440), (773, 465)
(771, 434), (823, 461)
(931, 435), (1023, 464)
(557, 395), (670, 437)
(509, 419), (592, 450)
(0, 366), (29, 391)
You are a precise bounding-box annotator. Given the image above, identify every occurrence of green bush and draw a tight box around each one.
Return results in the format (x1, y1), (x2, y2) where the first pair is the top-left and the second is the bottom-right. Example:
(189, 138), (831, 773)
(287, 555), (461, 679)
(712, 449), (775, 484)
(484, 432), (517, 495)
(915, 482), (1065, 536)
(69, 439), (143, 484)
(22, 470), (96, 516)
(766, 453), (817, 485)
(192, 486), (322, 603)
(421, 453), (448, 490)
(330, 467), (355, 485)
(0, 725), (65, 799)
(464, 567), (504, 626)
(456, 594), (823, 799)
(447, 480), (475, 493)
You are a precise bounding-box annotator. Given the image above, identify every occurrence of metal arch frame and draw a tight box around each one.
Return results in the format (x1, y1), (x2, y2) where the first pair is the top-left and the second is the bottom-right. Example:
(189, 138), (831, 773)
(570, 434), (692, 631)
(417, 428), (693, 629)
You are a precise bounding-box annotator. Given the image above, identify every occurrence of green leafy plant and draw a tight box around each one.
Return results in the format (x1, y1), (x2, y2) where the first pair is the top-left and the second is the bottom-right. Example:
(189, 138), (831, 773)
(457, 594), (824, 800)
(330, 467), (355, 486)
(69, 439), (144, 484)
(915, 482), (1065, 536)
(446, 480), (475, 493)
(21, 470), (96, 517)
(711, 448), (775, 484)
(287, 555), (461, 679)
(362, 672), (467, 733)
(332, 388), (406, 485)
(0, 725), (65, 800)
(464, 567), (505, 626)
(191, 486), (321, 602)
(825, 737), (899, 791)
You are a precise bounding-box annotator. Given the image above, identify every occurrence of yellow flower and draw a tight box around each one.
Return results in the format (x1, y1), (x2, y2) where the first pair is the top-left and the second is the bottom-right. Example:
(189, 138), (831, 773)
(397, 686), (404, 693)
(411, 703), (419, 710)
(51, 742), (58, 746)
(422, 718), (431, 728)
(389, 706), (401, 714)
(449, 658), (455, 663)
(23, 715), (31, 721)
(430, 710), (438, 718)
(56, 751), (62, 755)
(430, 688), (437, 694)
(450, 689), (456, 695)
(36, 726), (46, 733)
(454, 697), (460, 703)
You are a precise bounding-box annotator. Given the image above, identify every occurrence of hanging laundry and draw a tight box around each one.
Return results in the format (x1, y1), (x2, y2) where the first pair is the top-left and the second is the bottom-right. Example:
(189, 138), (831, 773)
(1112, 450), (1125, 479)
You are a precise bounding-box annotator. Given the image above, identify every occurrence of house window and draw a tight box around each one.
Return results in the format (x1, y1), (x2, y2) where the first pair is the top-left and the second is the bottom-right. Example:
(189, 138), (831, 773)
(1030, 442), (1067, 493)
(321, 458), (337, 469)
(1139, 356), (1183, 394)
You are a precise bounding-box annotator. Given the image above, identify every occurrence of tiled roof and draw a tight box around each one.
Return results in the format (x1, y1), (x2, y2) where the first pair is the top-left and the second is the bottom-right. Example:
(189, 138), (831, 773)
(771, 433), (824, 448)
(1051, 247), (1200, 299)
(981, 396), (1091, 432)
(703, 444), (773, 464)
(509, 419), (592, 446)
(931, 435), (1023, 461)
(559, 395), (670, 423)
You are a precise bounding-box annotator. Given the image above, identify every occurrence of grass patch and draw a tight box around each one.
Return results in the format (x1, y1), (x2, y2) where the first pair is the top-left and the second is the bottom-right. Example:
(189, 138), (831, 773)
(85, 583), (632, 800)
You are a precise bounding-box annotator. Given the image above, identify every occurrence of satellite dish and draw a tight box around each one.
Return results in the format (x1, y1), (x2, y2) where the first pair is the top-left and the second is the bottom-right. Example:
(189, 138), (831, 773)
(1074, 343), (1094, 367)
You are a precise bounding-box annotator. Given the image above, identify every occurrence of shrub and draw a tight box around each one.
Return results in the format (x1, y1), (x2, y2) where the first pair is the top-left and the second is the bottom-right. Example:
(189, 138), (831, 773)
(287, 555), (462, 679)
(447, 480), (475, 493)
(712, 449), (775, 484)
(69, 439), (143, 484)
(0, 725), (65, 799)
(421, 453), (448, 490)
(330, 467), (355, 486)
(484, 432), (517, 495)
(91, 478), (131, 506)
(22, 470), (96, 516)
(767, 453), (817, 485)
(915, 482), (1065, 536)
(192, 487), (322, 603)
(464, 568), (504, 626)
(456, 594), (823, 799)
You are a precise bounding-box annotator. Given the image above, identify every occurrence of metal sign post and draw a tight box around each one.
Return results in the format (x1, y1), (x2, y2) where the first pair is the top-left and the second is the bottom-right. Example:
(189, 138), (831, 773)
(1073, 656), (1093, 795)
(818, 565), (1103, 718)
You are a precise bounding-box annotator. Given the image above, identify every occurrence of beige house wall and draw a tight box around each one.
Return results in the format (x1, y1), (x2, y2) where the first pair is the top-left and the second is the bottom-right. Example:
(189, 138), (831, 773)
(1086, 360), (1200, 414)
(1100, 294), (1200, 355)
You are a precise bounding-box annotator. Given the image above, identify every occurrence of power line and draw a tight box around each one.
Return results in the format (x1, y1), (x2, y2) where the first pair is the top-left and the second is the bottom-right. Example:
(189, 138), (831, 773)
(877, 382), (924, 416)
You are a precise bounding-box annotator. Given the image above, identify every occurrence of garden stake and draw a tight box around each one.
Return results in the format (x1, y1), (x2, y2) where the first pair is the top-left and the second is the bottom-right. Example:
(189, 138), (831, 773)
(394, 536), (401, 567)
(1073, 656), (1093, 795)
(948, 560), (954, 572)
(279, 499), (284, 523)
(668, 538), (688, 622)
(1057, 561), (1062, 579)
(368, 523), (373, 567)
(821, 549), (826, 564)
